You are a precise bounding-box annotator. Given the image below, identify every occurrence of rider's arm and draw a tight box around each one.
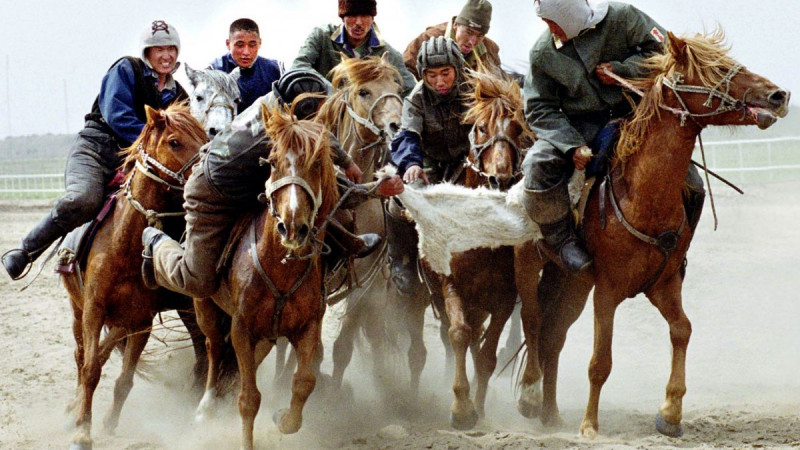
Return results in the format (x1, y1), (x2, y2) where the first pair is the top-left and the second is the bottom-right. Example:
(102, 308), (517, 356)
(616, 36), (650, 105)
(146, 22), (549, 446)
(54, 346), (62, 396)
(607, 5), (667, 79)
(97, 59), (145, 146)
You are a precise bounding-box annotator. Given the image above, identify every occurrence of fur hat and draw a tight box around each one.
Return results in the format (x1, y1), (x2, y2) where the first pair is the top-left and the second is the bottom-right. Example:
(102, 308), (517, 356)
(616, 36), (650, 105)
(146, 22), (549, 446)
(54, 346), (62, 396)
(338, 0), (377, 18)
(139, 20), (181, 63)
(454, 0), (492, 33)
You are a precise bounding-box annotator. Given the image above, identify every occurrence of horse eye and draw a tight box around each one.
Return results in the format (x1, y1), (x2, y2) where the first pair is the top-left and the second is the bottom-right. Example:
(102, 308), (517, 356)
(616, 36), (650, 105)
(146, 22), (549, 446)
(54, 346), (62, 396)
(477, 124), (487, 134)
(358, 89), (370, 97)
(195, 95), (204, 102)
(168, 139), (180, 149)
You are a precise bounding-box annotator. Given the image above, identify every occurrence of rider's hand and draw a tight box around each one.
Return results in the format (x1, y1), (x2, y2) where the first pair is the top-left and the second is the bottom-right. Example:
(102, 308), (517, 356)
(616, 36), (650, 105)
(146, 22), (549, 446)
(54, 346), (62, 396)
(344, 162), (363, 183)
(403, 165), (429, 185)
(377, 175), (404, 197)
(595, 62), (617, 85)
(572, 145), (593, 171)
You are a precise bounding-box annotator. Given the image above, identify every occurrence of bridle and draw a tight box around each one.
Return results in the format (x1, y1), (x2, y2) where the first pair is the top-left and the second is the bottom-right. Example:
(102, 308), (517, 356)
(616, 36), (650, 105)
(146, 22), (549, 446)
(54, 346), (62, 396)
(464, 118), (523, 186)
(196, 89), (238, 126)
(343, 90), (402, 169)
(124, 141), (201, 228)
(661, 63), (748, 127)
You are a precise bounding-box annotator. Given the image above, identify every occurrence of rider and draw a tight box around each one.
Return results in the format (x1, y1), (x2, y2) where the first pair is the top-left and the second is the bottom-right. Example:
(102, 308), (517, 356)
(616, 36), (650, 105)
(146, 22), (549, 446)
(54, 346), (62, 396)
(290, 0), (416, 96)
(208, 18), (283, 113)
(388, 36), (472, 294)
(141, 68), (403, 296)
(2, 20), (187, 280)
(520, 0), (705, 274)
(403, 0), (500, 79)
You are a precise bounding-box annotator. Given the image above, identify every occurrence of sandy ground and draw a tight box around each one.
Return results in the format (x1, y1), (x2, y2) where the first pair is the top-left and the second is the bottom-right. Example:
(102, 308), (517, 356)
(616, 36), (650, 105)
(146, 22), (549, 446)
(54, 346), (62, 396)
(1, 181), (799, 449)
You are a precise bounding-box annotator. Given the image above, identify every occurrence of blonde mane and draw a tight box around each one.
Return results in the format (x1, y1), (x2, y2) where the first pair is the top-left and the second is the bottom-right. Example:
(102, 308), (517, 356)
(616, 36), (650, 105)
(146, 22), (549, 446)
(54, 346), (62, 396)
(462, 70), (536, 145)
(616, 29), (737, 162)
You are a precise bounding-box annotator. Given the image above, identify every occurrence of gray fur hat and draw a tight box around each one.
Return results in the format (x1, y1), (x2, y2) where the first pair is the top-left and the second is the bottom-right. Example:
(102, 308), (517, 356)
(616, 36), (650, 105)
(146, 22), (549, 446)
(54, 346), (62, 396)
(454, 0), (492, 33)
(139, 20), (181, 64)
(416, 36), (465, 78)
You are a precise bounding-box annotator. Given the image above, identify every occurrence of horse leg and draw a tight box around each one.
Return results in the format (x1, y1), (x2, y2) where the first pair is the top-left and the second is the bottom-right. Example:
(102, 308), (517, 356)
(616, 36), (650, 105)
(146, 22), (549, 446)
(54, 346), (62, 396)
(67, 304), (85, 420)
(194, 297), (226, 422)
(273, 337), (294, 390)
(274, 320), (321, 435)
(177, 305), (209, 391)
(230, 316), (260, 450)
(579, 281), (619, 439)
(647, 275), (691, 437)
(70, 303), (105, 450)
(331, 304), (359, 391)
(404, 290), (428, 395)
(538, 263), (591, 427)
(497, 299), (523, 369)
(102, 327), (149, 433)
(514, 243), (544, 420)
(473, 303), (514, 417)
(442, 277), (478, 430)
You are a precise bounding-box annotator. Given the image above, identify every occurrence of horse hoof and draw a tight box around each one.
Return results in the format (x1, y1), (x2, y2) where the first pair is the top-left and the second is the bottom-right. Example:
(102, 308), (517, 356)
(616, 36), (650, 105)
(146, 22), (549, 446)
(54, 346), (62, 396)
(655, 412), (684, 437)
(540, 412), (565, 429)
(450, 409), (479, 430)
(69, 442), (92, 450)
(517, 399), (541, 419)
(273, 408), (301, 434)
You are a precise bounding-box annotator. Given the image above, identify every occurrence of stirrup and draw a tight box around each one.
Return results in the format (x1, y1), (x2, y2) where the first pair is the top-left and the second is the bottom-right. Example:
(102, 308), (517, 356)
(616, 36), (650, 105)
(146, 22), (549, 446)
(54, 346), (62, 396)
(2, 249), (33, 281)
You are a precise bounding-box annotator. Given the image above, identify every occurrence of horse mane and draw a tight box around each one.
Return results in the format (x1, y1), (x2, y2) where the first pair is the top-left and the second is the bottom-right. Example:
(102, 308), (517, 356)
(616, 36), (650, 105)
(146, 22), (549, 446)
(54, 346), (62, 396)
(119, 101), (206, 173)
(462, 69), (536, 145)
(200, 68), (241, 100)
(264, 105), (340, 220)
(616, 29), (736, 162)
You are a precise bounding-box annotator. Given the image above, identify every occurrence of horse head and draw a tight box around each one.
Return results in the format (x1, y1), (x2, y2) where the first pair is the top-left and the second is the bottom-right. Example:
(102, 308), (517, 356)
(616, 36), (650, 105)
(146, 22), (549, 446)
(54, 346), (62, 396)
(186, 64), (240, 138)
(262, 104), (339, 253)
(462, 69), (535, 191)
(320, 53), (403, 177)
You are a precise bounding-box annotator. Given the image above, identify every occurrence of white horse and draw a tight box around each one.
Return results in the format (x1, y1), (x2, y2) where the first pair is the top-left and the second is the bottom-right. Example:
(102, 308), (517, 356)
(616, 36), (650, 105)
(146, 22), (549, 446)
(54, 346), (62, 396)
(185, 64), (240, 138)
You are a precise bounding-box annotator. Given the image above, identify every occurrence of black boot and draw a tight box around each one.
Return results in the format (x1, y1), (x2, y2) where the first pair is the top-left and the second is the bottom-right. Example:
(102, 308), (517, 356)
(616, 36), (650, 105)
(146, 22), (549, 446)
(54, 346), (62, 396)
(522, 178), (592, 274)
(141, 226), (168, 290)
(385, 199), (420, 296)
(680, 180), (706, 279)
(326, 219), (382, 259)
(2, 214), (65, 280)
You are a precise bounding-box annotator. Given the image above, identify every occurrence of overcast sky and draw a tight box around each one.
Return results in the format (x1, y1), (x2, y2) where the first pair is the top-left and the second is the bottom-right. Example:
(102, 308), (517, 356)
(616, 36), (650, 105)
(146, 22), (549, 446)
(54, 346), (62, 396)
(0, 0), (797, 139)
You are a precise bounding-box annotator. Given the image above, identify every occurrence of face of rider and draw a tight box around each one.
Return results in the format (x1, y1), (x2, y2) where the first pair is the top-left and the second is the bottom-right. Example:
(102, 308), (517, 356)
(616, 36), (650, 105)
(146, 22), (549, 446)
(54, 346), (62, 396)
(542, 18), (569, 42)
(145, 46), (179, 78)
(227, 30), (261, 69)
(342, 14), (374, 47)
(452, 23), (486, 55)
(423, 65), (457, 95)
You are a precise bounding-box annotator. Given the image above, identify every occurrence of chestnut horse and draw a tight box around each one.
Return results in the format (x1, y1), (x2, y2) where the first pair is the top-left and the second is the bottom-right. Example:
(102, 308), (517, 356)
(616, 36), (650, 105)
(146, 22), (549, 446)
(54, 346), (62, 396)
(315, 54), (407, 391)
(576, 31), (790, 438)
(192, 105), (339, 448)
(60, 103), (207, 450)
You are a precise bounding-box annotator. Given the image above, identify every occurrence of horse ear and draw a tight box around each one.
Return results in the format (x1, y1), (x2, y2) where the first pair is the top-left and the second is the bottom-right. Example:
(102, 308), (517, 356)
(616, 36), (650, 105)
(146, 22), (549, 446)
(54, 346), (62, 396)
(185, 63), (199, 86)
(380, 51), (390, 65)
(261, 102), (271, 127)
(667, 31), (688, 64)
(229, 66), (241, 84)
(145, 105), (166, 127)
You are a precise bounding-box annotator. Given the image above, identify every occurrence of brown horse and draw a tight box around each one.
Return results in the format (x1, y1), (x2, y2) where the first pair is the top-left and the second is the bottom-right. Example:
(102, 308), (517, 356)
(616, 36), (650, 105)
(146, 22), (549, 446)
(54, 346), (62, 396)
(315, 54), (407, 392)
(60, 103), (207, 450)
(192, 105), (339, 448)
(576, 31), (790, 438)
(426, 69), (540, 429)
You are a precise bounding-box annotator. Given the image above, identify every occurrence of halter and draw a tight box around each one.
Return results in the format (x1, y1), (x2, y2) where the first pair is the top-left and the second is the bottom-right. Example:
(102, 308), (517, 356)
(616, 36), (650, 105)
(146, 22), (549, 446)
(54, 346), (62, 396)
(464, 118), (523, 183)
(197, 89), (238, 124)
(662, 63), (747, 127)
(344, 91), (402, 170)
(125, 142), (200, 228)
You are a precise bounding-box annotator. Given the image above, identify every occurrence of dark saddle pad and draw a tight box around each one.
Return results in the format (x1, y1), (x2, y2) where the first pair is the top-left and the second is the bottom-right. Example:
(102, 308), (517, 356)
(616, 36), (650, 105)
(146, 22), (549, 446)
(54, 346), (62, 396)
(55, 194), (119, 275)
(585, 119), (622, 178)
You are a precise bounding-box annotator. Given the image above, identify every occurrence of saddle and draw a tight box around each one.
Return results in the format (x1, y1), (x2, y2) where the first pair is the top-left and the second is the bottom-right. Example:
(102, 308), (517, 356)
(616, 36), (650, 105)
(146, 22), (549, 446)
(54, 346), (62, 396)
(54, 194), (119, 275)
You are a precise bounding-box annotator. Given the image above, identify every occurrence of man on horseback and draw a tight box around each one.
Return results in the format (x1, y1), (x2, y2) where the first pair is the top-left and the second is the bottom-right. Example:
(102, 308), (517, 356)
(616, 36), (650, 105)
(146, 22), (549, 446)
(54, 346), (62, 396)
(520, 0), (705, 274)
(290, 0), (416, 96)
(2, 20), (187, 281)
(403, 0), (500, 78)
(388, 36), (472, 293)
(209, 18), (283, 113)
(141, 69), (402, 296)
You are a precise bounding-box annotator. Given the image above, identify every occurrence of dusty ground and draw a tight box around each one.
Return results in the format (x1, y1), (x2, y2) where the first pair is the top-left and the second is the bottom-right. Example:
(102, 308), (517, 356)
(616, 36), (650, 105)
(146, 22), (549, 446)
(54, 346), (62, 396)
(1, 181), (799, 449)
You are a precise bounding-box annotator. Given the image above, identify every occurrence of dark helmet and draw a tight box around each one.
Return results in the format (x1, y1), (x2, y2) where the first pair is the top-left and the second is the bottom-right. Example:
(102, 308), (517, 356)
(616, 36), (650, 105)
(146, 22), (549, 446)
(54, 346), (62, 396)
(416, 36), (465, 79)
(272, 69), (330, 119)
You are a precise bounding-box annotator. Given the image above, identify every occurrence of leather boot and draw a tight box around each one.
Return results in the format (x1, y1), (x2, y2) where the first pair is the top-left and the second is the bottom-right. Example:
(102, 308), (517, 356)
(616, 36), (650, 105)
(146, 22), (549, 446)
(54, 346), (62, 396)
(680, 179), (706, 279)
(522, 179), (592, 274)
(326, 219), (382, 259)
(141, 226), (168, 290)
(2, 214), (65, 280)
(385, 198), (420, 296)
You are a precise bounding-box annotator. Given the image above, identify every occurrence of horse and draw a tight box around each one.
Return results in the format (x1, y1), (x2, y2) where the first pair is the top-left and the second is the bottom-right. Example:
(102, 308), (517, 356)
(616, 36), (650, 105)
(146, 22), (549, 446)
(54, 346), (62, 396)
(314, 54), (408, 392)
(577, 30), (789, 438)
(192, 104), (340, 448)
(59, 103), (207, 450)
(185, 64), (240, 138)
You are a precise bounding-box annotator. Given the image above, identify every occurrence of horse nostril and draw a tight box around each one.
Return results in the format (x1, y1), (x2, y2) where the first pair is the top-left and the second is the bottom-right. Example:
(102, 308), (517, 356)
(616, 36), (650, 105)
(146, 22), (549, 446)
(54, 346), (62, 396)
(208, 128), (218, 138)
(768, 89), (789, 106)
(390, 122), (400, 133)
(489, 176), (500, 190)
(297, 224), (310, 241)
(276, 221), (287, 237)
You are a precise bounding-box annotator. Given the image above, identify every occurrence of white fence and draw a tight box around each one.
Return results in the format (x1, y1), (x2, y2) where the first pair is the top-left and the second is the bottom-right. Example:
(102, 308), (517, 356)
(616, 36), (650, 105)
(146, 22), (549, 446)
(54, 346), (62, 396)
(1, 137), (798, 199)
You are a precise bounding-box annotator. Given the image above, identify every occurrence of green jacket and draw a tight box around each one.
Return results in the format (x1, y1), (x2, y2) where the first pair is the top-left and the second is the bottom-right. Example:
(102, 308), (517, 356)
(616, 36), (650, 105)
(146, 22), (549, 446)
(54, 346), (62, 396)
(523, 2), (666, 153)
(291, 23), (416, 97)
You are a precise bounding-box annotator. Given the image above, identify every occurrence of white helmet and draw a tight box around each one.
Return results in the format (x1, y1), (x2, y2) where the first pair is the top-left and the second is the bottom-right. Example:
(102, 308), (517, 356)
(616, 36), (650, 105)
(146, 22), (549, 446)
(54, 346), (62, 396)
(139, 20), (181, 65)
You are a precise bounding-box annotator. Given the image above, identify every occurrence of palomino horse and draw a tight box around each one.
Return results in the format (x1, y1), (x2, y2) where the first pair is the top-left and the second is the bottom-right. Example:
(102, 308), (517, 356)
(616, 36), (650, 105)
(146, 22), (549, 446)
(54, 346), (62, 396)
(185, 64), (240, 138)
(193, 105), (339, 448)
(60, 103), (206, 450)
(575, 31), (789, 437)
(425, 69), (539, 429)
(315, 54), (406, 391)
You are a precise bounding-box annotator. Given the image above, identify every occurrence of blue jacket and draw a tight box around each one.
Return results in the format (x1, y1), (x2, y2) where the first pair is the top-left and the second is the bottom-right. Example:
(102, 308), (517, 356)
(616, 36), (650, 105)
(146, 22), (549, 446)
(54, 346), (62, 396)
(96, 58), (183, 146)
(209, 54), (283, 113)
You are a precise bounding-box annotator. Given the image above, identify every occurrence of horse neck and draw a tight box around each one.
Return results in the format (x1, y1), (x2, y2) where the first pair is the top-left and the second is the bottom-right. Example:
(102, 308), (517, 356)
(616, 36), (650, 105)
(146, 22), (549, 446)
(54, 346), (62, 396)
(617, 112), (701, 219)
